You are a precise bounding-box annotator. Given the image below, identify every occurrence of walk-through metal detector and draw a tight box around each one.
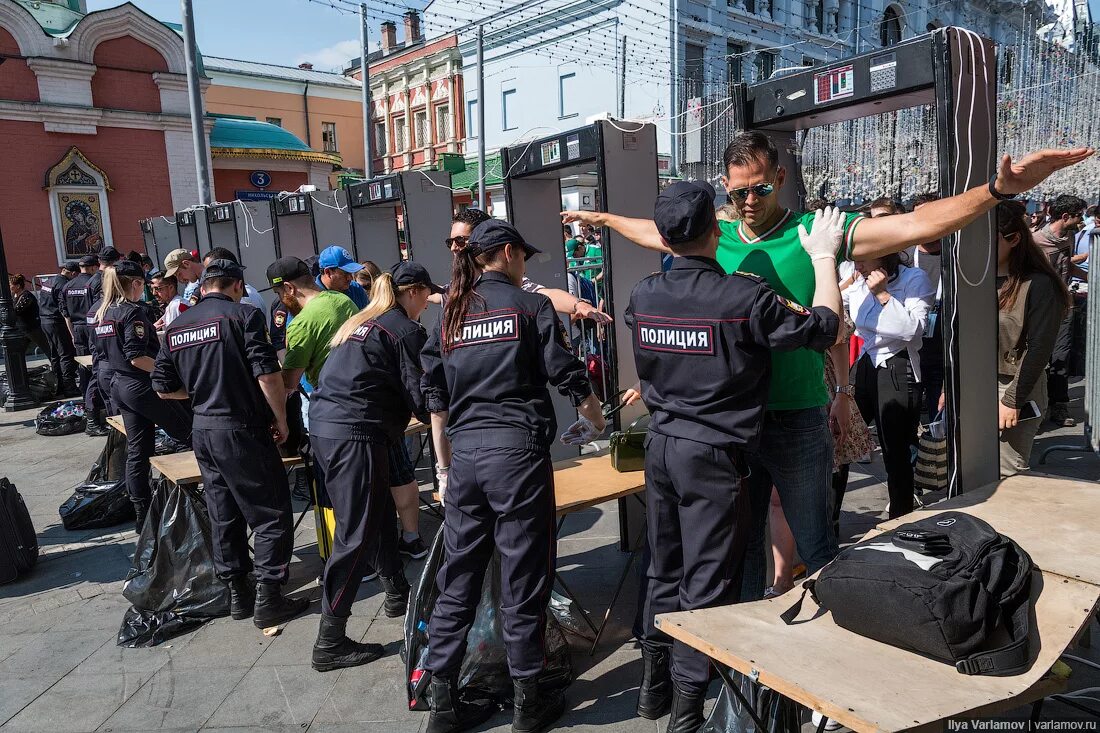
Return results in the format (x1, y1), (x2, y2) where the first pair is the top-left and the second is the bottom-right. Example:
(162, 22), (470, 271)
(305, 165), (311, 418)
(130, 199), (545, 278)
(742, 27), (998, 495)
(205, 201), (281, 302)
(174, 207), (211, 259)
(272, 192), (326, 262)
(139, 216), (180, 272)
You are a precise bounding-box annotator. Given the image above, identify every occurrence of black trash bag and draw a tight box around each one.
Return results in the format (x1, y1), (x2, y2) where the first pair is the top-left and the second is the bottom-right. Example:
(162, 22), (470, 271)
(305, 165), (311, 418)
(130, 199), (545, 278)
(700, 673), (805, 733)
(0, 365), (56, 405)
(403, 528), (574, 711)
(153, 429), (190, 456)
(34, 399), (85, 436)
(58, 480), (134, 530)
(117, 481), (230, 647)
(88, 428), (127, 483)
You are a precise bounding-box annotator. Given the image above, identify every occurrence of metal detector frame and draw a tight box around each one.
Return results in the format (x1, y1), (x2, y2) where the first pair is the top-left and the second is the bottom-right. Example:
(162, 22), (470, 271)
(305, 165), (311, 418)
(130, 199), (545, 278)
(174, 207), (211, 259)
(741, 27), (999, 495)
(272, 192), (322, 263)
(139, 216), (182, 273)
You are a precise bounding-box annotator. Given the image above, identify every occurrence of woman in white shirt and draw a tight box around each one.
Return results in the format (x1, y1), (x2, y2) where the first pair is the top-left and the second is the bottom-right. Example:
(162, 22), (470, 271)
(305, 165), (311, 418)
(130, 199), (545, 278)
(844, 252), (934, 518)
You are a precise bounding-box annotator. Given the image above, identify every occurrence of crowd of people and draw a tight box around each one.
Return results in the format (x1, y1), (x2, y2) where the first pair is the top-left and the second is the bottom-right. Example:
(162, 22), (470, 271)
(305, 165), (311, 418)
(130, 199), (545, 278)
(4, 130), (1091, 733)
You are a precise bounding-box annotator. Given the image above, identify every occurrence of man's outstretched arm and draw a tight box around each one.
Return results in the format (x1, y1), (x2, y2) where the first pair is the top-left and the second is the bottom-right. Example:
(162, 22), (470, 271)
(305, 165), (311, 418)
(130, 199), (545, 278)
(562, 211), (670, 253)
(851, 148), (1093, 259)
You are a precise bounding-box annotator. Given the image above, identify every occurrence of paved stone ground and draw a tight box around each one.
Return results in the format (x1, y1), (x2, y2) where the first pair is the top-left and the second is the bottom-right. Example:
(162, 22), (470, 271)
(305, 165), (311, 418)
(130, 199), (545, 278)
(0, 379), (1097, 732)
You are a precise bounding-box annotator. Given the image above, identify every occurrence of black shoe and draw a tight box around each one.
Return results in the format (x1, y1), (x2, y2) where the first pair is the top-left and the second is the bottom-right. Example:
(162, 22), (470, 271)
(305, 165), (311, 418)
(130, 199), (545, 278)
(228, 574), (256, 620)
(1050, 402), (1076, 427)
(291, 470), (311, 502)
(399, 535), (430, 559)
(311, 614), (384, 672)
(426, 674), (495, 733)
(665, 685), (705, 733)
(380, 573), (410, 618)
(253, 581), (309, 629)
(132, 499), (150, 535)
(636, 646), (672, 719)
(512, 675), (566, 733)
(85, 419), (109, 437)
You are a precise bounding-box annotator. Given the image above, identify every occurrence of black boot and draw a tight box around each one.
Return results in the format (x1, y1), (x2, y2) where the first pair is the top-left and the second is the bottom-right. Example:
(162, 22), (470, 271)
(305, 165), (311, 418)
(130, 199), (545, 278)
(426, 674), (495, 733)
(636, 646), (672, 719)
(132, 499), (150, 535)
(85, 410), (109, 437)
(665, 685), (705, 733)
(228, 575), (256, 620)
(253, 581), (309, 629)
(311, 614), (384, 672)
(380, 572), (410, 618)
(512, 675), (566, 733)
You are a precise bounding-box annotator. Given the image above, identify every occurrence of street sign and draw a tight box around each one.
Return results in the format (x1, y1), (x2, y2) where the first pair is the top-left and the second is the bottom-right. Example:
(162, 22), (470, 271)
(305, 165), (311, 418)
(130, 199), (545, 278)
(236, 190), (277, 201)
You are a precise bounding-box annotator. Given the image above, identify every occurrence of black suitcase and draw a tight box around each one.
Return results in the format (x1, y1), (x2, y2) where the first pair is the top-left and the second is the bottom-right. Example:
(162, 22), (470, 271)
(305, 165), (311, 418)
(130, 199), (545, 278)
(0, 478), (39, 585)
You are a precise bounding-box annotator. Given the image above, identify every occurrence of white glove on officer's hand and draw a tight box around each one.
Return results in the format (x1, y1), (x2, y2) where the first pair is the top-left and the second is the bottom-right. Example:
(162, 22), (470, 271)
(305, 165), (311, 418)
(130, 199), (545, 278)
(797, 205), (846, 262)
(436, 465), (449, 505)
(560, 417), (601, 446)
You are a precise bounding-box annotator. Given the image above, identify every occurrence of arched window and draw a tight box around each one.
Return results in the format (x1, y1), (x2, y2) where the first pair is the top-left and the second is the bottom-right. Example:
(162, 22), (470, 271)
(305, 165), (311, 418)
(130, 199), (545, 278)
(880, 6), (903, 46)
(45, 147), (115, 262)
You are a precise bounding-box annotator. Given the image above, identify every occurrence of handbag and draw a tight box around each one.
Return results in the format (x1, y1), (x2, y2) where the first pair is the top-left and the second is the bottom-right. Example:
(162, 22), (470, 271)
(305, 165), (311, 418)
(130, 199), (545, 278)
(609, 414), (650, 473)
(914, 413), (948, 492)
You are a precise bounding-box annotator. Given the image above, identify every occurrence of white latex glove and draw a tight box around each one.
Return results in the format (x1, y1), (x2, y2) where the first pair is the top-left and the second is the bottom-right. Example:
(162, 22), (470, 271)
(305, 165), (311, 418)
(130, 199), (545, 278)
(797, 206), (846, 262)
(560, 416), (601, 446)
(436, 465), (449, 505)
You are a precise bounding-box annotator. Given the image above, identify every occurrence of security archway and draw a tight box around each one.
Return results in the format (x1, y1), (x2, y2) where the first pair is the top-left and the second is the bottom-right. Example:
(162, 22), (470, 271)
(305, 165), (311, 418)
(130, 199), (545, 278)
(139, 216), (180, 272)
(205, 201), (280, 301)
(174, 207), (211, 258)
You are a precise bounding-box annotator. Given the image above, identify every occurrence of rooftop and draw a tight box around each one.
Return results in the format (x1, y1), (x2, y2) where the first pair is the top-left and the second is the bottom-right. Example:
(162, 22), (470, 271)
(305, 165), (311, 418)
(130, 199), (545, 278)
(204, 56), (360, 88)
(450, 154), (503, 191)
(208, 117), (341, 165)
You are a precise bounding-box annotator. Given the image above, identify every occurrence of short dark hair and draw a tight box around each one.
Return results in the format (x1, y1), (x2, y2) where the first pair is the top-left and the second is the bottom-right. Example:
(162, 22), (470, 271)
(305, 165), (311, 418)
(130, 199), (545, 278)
(453, 208), (491, 228)
(205, 247), (240, 265)
(151, 273), (177, 288)
(910, 192), (940, 209)
(202, 276), (240, 292)
(1087, 204), (1099, 218)
(140, 254), (154, 267)
(8, 274), (25, 289)
(1049, 194), (1087, 220)
(869, 197), (903, 216)
(722, 131), (779, 173)
(803, 198), (831, 211)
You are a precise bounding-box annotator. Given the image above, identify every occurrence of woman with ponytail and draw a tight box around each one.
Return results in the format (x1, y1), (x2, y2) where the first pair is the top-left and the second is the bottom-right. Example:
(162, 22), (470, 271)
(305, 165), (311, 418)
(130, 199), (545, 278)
(305, 261), (442, 673)
(95, 261), (192, 531)
(420, 219), (605, 733)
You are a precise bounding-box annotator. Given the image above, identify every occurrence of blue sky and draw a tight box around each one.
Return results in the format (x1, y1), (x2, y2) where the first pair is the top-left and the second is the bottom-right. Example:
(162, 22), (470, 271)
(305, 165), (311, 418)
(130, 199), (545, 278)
(85, 0), (428, 71)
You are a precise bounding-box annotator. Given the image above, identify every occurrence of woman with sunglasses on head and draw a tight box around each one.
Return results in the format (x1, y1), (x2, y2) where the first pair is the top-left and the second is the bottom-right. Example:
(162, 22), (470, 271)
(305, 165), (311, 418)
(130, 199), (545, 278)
(421, 219), (605, 733)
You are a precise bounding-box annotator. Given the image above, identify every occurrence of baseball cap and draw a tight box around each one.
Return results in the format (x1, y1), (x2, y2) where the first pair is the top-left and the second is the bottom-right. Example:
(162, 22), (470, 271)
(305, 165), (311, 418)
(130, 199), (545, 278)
(318, 246), (363, 274)
(163, 248), (196, 277)
(98, 246), (122, 264)
(264, 257), (311, 290)
(201, 258), (245, 283)
(60, 260), (79, 272)
(114, 260), (144, 279)
(467, 220), (542, 261)
(654, 181), (718, 246)
(78, 255), (98, 267)
(390, 261), (444, 294)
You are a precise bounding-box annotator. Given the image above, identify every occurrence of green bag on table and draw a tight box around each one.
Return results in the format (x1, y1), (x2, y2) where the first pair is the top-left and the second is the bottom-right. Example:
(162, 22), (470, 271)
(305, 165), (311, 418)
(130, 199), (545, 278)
(609, 415), (650, 473)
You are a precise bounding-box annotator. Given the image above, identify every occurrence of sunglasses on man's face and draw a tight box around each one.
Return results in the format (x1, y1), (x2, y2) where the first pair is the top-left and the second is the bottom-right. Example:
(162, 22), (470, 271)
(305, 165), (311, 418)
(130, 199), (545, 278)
(726, 182), (776, 202)
(445, 236), (468, 249)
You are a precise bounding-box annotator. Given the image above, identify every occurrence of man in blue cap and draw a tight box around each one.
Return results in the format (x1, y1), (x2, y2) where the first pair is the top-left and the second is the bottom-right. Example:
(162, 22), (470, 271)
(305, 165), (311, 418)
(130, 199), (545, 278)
(316, 245), (368, 309)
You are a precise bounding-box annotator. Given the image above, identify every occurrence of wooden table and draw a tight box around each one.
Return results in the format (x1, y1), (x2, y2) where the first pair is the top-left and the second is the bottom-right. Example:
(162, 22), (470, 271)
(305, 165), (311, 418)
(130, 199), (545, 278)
(105, 415), (126, 435)
(655, 474), (1100, 731)
(75, 355), (93, 368)
(150, 451), (302, 486)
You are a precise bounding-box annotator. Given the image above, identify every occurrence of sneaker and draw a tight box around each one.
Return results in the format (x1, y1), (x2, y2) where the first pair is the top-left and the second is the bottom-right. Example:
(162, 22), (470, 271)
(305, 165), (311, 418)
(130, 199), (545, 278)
(399, 535), (429, 560)
(812, 711), (843, 731)
(1049, 402), (1076, 428)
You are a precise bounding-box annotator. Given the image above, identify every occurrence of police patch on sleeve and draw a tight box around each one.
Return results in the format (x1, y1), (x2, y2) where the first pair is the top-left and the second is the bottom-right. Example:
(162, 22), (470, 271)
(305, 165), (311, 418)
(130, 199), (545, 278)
(134, 322), (146, 339)
(636, 320), (715, 355)
(777, 296), (811, 316)
(273, 311), (286, 329)
(452, 312), (520, 348)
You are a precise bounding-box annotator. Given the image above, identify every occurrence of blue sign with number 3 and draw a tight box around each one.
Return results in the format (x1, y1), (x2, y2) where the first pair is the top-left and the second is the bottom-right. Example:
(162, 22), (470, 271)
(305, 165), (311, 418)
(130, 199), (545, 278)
(250, 170), (271, 188)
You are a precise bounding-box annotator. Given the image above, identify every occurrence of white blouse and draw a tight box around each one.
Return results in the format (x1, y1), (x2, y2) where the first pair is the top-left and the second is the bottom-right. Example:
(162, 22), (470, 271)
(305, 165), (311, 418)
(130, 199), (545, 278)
(843, 264), (935, 382)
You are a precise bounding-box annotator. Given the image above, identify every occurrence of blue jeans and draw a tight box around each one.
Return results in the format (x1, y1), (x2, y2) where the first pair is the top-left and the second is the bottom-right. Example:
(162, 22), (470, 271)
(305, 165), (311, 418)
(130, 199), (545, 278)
(741, 406), (837, 601)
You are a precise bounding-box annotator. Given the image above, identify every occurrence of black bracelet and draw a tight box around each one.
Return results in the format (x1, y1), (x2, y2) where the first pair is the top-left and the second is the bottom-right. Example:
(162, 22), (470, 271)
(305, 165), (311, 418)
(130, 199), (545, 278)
(988, 174), (1016, 201)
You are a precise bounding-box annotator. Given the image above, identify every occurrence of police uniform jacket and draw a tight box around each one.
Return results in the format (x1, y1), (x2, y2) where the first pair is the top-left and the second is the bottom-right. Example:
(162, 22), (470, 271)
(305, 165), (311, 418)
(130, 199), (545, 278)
(39, 275), (68, 322)
(624, 256), (839, 451)
(152, 293), (280, 430)
(61, 274), (95, 346)
(421, 270), (593, 450)
(309, 305), (429, 444)
(88, 271), (103, 302)
(97, 300), (161, 381)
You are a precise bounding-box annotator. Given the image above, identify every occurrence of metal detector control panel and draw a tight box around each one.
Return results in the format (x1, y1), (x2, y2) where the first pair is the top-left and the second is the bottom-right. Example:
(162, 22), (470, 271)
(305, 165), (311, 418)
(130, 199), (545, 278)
(348, 176), (401, 206)
(747, 35), (937, 130)
(207, 204), (234, 225)
(274, 193), (311, 216)
(506, 125), (603, 177)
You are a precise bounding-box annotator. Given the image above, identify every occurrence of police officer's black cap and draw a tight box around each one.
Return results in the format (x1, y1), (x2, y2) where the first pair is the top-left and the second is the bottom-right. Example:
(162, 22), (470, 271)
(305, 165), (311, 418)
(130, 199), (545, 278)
(78, 255), (98, 267)
(114, 260), (144, 279)
(98, 246), (122, 264)
(390, 260), (444, 294)
(654, 181), (718, 246)
(264, 257), (311, 290)
(467, 220), (542, 261)
(60, 260), (79, 272)
(202, 258), (246, 283)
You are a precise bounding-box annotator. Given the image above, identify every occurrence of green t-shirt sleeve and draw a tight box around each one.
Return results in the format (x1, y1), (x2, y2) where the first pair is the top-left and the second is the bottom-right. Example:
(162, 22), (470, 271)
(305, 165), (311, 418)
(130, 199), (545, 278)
(281, 319), (312, 372)
(797, 210), (865, 263)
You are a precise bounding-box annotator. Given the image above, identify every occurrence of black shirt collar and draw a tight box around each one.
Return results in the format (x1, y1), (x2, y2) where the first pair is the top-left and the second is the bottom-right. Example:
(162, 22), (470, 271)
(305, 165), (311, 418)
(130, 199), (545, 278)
(201, 292), (233, 304)
(478, 271), (515, 285)
(670, 255), (725, 274)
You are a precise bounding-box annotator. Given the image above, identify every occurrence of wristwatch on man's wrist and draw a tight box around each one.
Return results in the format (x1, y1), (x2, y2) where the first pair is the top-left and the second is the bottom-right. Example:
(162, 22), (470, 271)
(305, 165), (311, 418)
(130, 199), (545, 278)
(835, 385), (855, 398)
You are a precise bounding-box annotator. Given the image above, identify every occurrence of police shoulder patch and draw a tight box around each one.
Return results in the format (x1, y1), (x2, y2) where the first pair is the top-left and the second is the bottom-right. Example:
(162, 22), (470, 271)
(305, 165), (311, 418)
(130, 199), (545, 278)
(777, 296), (811, 316)
(273, 310), (286, 328)
(134, 321), (146, 339)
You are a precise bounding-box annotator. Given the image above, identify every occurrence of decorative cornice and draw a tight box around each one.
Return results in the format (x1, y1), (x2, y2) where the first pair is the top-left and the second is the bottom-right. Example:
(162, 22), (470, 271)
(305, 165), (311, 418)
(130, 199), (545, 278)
(211, 147), (342, 166)
(26, 57), (97, 80)
(44, 146), (113, 191)
(0, 99), (210, 134)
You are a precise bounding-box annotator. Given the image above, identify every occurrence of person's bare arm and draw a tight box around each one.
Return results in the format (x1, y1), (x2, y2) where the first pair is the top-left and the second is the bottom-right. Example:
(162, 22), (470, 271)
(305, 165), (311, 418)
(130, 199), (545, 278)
(827, 341), (851, 444)
(561, 210), (670, 254)
(157, 388), (189, 400)
(280, 367), (305, 394)
(431, 411), (452, 470)
(851, 148), (1093, 259)
(130, 356), (156, 373)
(541, 287), (613, 324)
(258, 372), (289, 444)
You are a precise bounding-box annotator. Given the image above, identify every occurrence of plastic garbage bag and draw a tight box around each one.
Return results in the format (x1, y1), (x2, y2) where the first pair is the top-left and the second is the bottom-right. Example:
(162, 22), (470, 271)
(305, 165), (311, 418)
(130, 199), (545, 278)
(34, 399), (85, 436)
(0, 365), (56, 405)
(153, 429), (190, 456)
(58, 480), (134, 530)
(403, 529), (574, 711)
(117, 481), (230, 647)
(700, 672), (804, 733)
(87, 428), (126, 483)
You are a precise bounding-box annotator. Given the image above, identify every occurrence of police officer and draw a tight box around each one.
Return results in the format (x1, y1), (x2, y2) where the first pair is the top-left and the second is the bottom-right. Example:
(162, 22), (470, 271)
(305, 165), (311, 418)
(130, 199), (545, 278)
(625, 183), (845, 732)
(306, 261), (440, 672)
(88, 246), (122, 302)
(61, 255), (109, 435)
(152, 259), (308, 629)
(421, 220), (606, 733)
(94, 261), (192, 531)
(39, 262), (81, 397)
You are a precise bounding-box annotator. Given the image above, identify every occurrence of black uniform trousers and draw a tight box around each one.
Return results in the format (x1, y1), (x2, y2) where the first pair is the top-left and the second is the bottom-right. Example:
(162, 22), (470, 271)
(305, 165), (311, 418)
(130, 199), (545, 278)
(73, 326), (105, 415)
(41, 319), (78, 393)
(311, 435), (399, 617)
(426, 443), (556, 680)
(853, 352), (919, 519)
(638, 432), (749, 695)
(112, 374), (192, 503)
(1047, 305), (1075, 405)
(192, 426), (294, 583)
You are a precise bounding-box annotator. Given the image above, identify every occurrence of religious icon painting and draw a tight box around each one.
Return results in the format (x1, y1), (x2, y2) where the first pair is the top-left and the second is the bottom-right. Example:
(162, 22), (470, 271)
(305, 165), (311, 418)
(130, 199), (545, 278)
(59, 192), (106, 258)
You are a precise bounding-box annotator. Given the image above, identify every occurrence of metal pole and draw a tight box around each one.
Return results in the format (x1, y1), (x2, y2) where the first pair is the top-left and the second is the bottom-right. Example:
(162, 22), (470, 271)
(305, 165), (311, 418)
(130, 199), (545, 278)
(181, 0), (212, 205)
(476, 24), (487, 211)
(619, 34), (627, 118)
(360, 3), (373, 179)
(670, 0), (680, 176)
(0, 223), (37, 411)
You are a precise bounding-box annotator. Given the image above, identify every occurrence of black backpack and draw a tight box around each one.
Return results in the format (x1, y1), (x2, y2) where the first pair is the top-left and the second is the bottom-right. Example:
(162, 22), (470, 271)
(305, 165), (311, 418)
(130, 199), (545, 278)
(0, 478), (39, 585)
(782, 512), (1034, 676)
